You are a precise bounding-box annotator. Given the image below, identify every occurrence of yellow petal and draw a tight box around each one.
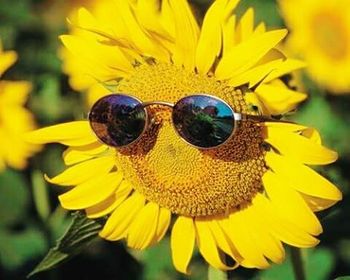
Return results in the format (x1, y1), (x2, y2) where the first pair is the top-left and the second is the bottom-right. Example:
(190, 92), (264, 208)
(127, 202), (160, 250)
(235, 7), (254, 43)
(198, 0), (240, 62)
(195, 218), (235, 270)
(76, 6), (132, 49)
(253, 22), (266, 35)
(246, 203), (285, 264)
(226, 209), (270, 268)
(0, 50), (17, 76)
(46, 156), (115, 186)
(301, 128), (322, 145)
(85, 193), (126, 219)
(222, 15), (236, 56)
(135, 0), (161, 31)
(171, 216), (195, 274)
(216, 29), (288, 79)
(76, 8), (115, 39)
(207, 220), (241, 265)
(221, 0), (241, 55)
(264, 125), (338, 165)
(265, 152), (342, 201)
(160, 0), (175, 37)
(63, 143), (109, 165)
(86, 180), (133, 218)
(253, 193), (320, 248)
(116, 0), (168, 61)
(243, 91), (269, 115)
(259, 48), (286, 63)
(228, 59), (283, 88)
(255, 83), (307, 115)
(169, 0), (199, 70)
(60, 48), (96, 91)
(153, 207), (171, 243)
(24, 121), (97, 146)
(301, 193), (339, 212)
(264, 59), (306, 83)
(59, 171), (123, 209)
(262, 121), (307, 132)
(195, 0), (226, 74)
(85, 83), (111, 107)
(114, 180), (134, 197)
(72, 6), (137, 56)
(61, 35), (131, 80)
(100, 192), (145, 240)
(263, 170), (322, 235)
(224, 0), (240, 16)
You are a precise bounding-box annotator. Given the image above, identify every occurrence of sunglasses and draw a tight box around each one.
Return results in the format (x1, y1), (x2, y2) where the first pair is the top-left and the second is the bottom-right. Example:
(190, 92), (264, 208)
(88, 93), (273, 149)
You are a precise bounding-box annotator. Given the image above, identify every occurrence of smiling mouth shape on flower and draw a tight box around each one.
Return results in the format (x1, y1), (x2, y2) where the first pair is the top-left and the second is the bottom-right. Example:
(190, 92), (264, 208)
(26, 0), (342, 274)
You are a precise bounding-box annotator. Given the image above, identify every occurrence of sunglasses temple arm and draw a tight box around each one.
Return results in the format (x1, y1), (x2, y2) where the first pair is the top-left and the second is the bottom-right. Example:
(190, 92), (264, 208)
(237, 113), (295, 124)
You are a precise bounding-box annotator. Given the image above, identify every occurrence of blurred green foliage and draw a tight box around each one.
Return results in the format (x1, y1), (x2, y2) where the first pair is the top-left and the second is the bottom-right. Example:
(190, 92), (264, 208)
(0, 0), (349, 279)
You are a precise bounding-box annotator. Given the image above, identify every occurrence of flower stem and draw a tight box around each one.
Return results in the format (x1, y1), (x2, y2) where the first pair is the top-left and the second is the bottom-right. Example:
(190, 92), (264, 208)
(291, 247), (306, 280)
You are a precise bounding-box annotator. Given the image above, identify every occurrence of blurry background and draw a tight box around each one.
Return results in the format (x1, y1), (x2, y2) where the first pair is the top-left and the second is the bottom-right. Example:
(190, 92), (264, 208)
(0, 0), (349, 279)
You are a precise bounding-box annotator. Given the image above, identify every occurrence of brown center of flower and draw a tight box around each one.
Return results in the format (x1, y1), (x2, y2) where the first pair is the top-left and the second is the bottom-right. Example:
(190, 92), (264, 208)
(311, 11), (349, 60)
(114, 62), (267, 217)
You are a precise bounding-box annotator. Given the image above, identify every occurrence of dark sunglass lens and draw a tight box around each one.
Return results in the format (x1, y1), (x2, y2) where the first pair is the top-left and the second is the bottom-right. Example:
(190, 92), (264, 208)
(173, 95), (235, 148)
(89, 94), (146, 147)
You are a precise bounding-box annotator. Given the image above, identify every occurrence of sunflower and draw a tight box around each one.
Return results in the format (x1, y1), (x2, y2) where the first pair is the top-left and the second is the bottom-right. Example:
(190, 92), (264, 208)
(279, 0), (350, 94)
(0, 41), (40, 170)
(26, 0), (342, 273)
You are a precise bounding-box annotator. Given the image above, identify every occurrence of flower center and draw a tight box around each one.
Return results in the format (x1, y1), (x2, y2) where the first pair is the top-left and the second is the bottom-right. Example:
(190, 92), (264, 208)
(114, 62), (267, 217)
(311, 11), (348, 60)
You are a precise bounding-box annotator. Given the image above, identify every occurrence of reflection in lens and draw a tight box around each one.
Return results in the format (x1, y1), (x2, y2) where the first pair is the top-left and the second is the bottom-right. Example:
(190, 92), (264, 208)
(89, 94), (146, 147)
(172, 95), (235, 148)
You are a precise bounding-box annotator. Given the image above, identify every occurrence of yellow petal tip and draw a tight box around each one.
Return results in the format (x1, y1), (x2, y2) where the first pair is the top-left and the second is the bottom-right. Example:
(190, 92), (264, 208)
(43, 173), (57, 184)
(23, 130), (48, 144)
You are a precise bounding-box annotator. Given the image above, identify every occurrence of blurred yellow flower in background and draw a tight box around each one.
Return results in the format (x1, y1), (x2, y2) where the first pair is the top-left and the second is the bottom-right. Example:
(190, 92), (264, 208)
(280, 0), (350, 94)
(0, 41), (40, 171)
(27, 0), (341, 274)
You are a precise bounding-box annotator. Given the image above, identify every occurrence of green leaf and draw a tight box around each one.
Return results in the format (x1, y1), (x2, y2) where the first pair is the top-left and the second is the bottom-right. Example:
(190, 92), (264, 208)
(304, 247), (335, 280)
(0, 227), (47, 270)
(27, 211), (103, 278)
(335, 277), (350, 280)
(0, 169), (29, 227)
